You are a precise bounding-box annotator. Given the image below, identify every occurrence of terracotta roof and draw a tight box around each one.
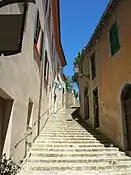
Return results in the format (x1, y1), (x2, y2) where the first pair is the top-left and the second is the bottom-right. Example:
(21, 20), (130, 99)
(52, 0), (67, 67)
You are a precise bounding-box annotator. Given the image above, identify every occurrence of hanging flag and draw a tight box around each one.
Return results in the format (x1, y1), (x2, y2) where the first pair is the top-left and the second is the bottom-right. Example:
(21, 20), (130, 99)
(0, 0), (35, 8)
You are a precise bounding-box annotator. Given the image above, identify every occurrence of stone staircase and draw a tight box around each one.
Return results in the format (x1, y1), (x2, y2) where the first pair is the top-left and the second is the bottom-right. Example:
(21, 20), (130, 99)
(18, 108), (131, 175)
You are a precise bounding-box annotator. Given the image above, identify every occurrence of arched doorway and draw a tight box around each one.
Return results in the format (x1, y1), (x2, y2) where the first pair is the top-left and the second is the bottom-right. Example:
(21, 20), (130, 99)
(84, 87), (90, 120)
(121, 83), (131, 150)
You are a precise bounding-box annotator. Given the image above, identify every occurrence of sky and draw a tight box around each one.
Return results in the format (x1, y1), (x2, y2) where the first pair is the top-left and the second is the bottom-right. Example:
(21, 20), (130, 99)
(60, 0), (110, 78)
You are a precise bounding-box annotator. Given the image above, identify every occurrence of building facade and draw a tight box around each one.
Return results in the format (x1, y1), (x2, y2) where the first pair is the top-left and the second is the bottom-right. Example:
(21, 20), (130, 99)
(78, 0), (131, 151)
(0, 0), (67, 163)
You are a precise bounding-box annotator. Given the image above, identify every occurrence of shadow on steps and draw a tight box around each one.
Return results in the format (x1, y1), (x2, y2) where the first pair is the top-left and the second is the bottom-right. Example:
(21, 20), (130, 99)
(71, 108), (121, 149)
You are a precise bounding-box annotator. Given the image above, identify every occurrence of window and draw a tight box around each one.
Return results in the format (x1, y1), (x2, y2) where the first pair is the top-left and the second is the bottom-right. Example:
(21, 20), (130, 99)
(44, 51), (49, 81)
(0, 3), (28, 56)
(44, 51), (48, 77)
(27, 99), (33, 128)
(34, 10), (44, 67)
(34, 10), (41, 44)
(109, 22), (120, 56)
(45, 0), (48, 15)
(48, 6), (51, 33)
(91, 54), (96, 80)
(40, 31), (44, 60)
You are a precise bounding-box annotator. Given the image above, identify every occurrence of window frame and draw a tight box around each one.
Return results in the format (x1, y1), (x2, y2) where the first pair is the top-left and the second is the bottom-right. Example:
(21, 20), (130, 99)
(44, 50), (49, 82)
(90, 54), (96, 80)
(109, 22), (120, 57)
(34, 10), (41, 44)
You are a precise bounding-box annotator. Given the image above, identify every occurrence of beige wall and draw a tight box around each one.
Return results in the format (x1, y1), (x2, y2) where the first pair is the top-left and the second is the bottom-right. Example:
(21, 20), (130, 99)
(79, 0), (131, 149)
(96, 0), (131, 148)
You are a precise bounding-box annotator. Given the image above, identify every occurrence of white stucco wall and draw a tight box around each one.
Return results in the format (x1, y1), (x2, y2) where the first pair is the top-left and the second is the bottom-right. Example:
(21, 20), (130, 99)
(0, 0), (66, 164)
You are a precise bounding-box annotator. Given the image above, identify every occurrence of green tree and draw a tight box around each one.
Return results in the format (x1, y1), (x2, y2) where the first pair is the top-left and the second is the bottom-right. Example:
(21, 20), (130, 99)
(73, 52), (81, 66)
(65, 77), (73, 92)
(71, 73), (77, 83)
(71, 52), (82, 85)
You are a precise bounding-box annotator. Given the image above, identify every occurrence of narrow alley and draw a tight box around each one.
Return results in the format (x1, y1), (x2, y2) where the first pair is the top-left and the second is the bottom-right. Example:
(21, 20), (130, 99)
(18, 107), (131, 175)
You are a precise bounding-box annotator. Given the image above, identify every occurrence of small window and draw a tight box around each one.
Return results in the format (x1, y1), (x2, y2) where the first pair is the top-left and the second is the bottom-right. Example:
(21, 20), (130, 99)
(48, 6), (51, 33)
(109, 22), (120, 56)
(44, 51), (48, 77)
(27, 99), (33, 128)
(34, 10), (44, 63)
(91, 54), (96, 80)
(34, 10), (41, 44)
(40, 31), (44, 60)
(44, 51), (49, 81)
(45, 0), (48, 15)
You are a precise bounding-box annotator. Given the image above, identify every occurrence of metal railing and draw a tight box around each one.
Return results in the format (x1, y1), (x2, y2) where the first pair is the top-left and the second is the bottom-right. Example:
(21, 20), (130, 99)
(10, 104), (55, 158)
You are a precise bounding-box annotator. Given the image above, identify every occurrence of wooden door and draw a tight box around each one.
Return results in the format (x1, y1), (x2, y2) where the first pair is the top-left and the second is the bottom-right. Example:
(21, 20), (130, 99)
(124, 97), (131, 150)
(93, 89), (100, 128)
(84, 95), (89, 120)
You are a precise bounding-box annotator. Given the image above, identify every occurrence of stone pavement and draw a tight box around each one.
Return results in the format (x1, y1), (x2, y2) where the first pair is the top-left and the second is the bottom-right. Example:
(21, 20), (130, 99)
(18, 107), (131, 175)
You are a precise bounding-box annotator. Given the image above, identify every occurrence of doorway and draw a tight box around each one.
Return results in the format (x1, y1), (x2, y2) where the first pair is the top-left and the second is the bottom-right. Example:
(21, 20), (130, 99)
(84, 87), (90, 120)
(0, 95), (13, 156)
(121, 84), (131, 150)
(93, 88), (100, 128)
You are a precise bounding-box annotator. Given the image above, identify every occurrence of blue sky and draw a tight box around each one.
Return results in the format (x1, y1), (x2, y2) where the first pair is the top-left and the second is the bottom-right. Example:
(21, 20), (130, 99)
(60, 0), (110, 77)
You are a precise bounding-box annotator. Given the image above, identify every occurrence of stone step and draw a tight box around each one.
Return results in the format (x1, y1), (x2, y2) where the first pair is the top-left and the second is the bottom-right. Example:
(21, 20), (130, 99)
(42, 129), (96, 131)
(41, 131), (103, 135)
(35, 140), (111, 144)
(31, 147), (119, 152)
(28, 155), (131, 162)
(39, 134), (109, 139)
(38, 135), (108, 139)
(40, 133), (102, 136)
(14, 169), (131, 175)
(30, 151), (125, 157)
(36, 138), (109, 142)
(23, 161), (131, 168)
(23, 163), (131, 172)
(33, 142), (111, 147)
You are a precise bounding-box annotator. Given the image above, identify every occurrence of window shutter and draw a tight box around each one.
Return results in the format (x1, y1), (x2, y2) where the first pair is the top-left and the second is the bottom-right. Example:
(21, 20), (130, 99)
(34, 10), (39, 43)
(109, 22), (120, 56)
(40, 30), (44, 60)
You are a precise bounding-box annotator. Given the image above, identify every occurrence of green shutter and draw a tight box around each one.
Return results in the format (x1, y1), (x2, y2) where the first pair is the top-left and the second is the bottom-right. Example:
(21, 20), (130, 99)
(109, 22), (120, 56)
(40, 30), (44, 60)
(34, 10), (39, 43)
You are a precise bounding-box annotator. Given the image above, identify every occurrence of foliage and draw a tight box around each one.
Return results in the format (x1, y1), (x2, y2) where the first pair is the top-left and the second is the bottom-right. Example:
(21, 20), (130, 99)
(74, 90), (79, 99)
(0, 154), (21, 175)
(73, 52), (81, 66)
(71, 73), (77, 83)
(72, 52), (82, 85)
(65, 77), (73, 93)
